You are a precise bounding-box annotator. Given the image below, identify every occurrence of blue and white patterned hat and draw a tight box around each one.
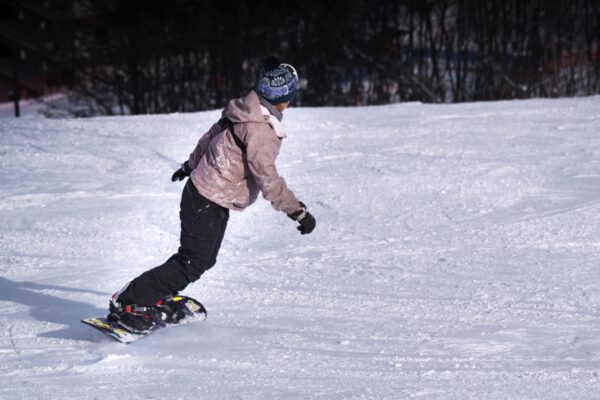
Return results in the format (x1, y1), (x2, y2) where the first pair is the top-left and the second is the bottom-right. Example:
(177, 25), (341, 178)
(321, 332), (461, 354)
(257, 56), (299, 105)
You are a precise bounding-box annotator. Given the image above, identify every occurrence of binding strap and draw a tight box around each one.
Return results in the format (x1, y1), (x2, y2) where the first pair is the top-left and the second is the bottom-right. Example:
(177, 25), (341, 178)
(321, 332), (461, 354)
(121, 304), (151, 313)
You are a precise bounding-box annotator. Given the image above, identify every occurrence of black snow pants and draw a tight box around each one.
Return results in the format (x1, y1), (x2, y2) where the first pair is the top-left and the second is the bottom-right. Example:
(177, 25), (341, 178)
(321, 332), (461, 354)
(119, 179), (229, 306)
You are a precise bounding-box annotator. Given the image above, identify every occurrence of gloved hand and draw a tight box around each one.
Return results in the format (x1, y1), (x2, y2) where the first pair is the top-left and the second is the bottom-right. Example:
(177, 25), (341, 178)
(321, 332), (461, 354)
(171, 161), (191, 182)
(287, 201), (316, 235)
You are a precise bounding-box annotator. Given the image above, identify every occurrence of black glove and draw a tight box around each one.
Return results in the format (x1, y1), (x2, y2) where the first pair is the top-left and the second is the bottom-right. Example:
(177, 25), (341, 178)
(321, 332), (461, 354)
(288, 201), (316, 235)
(171, 161), (191, 182)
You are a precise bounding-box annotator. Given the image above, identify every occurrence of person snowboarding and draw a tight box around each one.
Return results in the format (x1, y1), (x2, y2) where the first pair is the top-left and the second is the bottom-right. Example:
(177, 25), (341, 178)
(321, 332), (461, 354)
(107, 56), (316, 333)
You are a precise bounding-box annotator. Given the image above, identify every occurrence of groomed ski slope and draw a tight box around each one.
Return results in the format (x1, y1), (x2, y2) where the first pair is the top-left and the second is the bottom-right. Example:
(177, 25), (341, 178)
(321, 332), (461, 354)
(0, 97), (599, 399)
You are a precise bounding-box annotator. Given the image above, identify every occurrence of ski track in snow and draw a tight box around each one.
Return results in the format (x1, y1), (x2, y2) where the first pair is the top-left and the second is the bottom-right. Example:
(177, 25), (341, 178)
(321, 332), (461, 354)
(0, 98), (600, 399)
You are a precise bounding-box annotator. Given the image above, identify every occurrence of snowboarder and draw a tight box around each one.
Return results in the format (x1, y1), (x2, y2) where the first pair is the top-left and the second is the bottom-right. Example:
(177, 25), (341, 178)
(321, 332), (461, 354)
(107, 56), (316, 333)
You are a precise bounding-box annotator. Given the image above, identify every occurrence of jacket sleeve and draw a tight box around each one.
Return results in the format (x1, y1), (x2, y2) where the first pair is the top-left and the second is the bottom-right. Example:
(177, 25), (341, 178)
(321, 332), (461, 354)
(244, 123), (301, 215)
(187, 122), (223, 170)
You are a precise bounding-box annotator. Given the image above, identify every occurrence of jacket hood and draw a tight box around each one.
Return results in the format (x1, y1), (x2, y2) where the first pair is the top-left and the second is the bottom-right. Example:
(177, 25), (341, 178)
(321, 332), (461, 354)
(223, 91), (268, 124)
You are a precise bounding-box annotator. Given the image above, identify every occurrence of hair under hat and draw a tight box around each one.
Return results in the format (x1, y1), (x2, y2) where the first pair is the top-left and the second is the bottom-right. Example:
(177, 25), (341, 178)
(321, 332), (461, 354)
(257, 56), (298, 105)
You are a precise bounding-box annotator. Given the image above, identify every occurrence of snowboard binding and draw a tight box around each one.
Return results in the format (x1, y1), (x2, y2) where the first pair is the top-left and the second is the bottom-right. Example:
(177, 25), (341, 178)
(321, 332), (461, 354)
(107, 294), (207, 334)
(108, 300), (159, 333)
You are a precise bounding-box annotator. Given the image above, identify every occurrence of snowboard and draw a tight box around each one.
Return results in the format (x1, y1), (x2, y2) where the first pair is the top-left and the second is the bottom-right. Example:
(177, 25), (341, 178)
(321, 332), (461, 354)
(82, 296), (207, 344)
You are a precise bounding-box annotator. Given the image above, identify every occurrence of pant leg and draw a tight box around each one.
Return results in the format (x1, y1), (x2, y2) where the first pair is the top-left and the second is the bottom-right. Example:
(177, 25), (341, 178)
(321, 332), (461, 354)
(178, 180), (230, 280)
(119, 180), (229, 306)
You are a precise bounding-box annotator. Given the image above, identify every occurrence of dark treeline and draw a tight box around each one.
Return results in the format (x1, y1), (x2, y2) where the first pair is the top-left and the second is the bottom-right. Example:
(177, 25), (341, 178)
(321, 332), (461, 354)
(50, 0), (600, 116)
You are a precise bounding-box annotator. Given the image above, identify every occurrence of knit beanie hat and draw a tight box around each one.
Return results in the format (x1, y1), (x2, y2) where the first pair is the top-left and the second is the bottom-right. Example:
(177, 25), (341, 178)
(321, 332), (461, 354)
(256, 56), (298, 105)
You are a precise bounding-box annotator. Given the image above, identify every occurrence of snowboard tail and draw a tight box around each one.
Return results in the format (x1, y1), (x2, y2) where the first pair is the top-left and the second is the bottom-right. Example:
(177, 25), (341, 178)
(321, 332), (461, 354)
(82, 317), (142, 343)
(82, 296), (207, 343)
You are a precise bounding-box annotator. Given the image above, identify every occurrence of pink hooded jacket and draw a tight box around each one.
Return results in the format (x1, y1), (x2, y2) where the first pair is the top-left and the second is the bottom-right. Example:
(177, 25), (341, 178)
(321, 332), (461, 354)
(187, 90), (301, 214)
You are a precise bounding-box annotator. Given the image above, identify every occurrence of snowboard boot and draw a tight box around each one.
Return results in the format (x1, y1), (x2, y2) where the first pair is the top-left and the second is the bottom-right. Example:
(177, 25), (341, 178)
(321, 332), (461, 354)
(108, 291), (161, 333)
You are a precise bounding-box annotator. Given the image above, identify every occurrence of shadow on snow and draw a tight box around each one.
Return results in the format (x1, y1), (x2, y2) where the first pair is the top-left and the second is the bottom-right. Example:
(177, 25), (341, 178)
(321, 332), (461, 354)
(0, 276), (107, 342)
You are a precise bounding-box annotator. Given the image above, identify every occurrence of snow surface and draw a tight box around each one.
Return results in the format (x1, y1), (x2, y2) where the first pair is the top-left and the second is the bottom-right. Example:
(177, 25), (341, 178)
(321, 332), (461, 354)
(1, 97), (600, 399)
